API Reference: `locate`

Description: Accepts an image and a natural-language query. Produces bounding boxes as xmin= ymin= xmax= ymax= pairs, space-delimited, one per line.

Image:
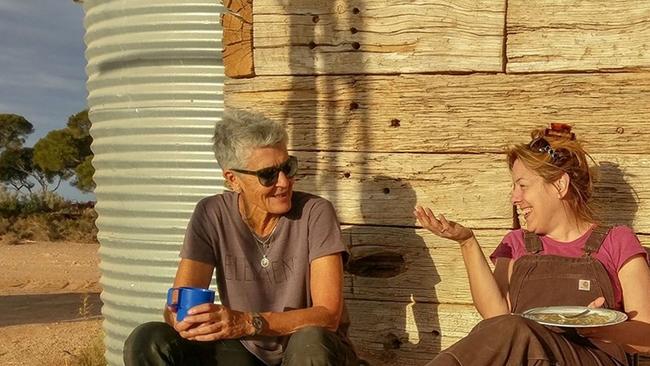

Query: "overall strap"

xmin=583 ymin=225 xmax=612 ymax=256
xmin=523 ymin=230 xmax=542 ymax=254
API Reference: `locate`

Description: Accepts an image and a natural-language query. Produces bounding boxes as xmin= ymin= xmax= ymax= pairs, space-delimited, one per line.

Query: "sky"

xmin=0 ymin=0 xmax=94 ymax=201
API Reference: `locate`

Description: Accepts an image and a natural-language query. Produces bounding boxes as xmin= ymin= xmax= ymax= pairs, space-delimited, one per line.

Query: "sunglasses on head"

xmin=231 ymin=155 xmax=298 ymax=187
xmin=528 ymin=137 xmax=568 ymax=165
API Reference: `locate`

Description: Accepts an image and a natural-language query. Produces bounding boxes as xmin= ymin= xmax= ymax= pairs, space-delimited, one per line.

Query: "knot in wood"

xmin=346 ymin=252 xmax=406 ymax=278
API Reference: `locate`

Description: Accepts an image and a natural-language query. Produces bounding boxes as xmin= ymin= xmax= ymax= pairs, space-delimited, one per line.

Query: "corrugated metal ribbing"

xmin=83 ymin=1 xmax=225 ymax=364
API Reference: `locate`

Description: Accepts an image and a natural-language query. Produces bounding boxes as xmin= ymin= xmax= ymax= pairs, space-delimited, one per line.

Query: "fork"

xmin=559 ymin=308 xmax=590 ymax=319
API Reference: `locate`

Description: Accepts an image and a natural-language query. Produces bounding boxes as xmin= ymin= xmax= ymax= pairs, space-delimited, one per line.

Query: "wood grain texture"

xmin=252 ymin=0 xmax=505 ymax=75
xmin=225 ymin=73 xmax=650 ymax=153
xmin=342 ymin=225 xmax=650 ymax=305
xmin=347 ymin=300 xmax=480 ymax=365
xmin=343 ymin=229 xmax=650 ymax=364
xmin=222 ymin=0 xmax=254 ymax=78
xmin=507 ymin=0 xmax=650 ymax=72
xmin=343 ymin=227 xmax=501 ymax=304
xmin=292 ymin=151 xmax=650 ymax=231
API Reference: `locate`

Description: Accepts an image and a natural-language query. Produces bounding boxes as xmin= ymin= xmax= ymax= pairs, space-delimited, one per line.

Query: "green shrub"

xmin=10 ymin=215 xmax=49 ymax=242
xmin=0 ymin=189 xmax=20 ymax=216
xmin=0 ymin=216 xmax=11 ymax=235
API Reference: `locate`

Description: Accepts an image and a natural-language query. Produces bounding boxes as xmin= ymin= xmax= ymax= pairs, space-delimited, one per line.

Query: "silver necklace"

xmin=248 ymin=221 xmax=278 ymax=268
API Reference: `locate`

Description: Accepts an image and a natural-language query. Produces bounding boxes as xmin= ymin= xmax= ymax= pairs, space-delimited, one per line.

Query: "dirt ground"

xmin=0 ymin=241 xmax=102 ymax=366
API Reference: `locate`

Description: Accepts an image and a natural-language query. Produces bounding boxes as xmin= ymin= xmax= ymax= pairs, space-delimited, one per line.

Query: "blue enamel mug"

xmin=167 ymin=287 xmax=215 ymax=321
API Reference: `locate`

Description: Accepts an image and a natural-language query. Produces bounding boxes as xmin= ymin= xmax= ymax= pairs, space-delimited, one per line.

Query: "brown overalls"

xmin=427 ymin=226 xmax=630 ymax=366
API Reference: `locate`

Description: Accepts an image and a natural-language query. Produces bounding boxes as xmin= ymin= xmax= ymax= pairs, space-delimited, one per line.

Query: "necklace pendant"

xmin=260 ymin=256 xmax=270 ymax=268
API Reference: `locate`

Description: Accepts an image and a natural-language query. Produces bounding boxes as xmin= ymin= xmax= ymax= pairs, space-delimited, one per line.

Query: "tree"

xmin=0 ymin=114 xmax=34 ymax=152
xmin=75 ymin=155 xmax=95 ymax=192
xmin=32 ymin=109 xmax=94 ymax=192
xmin=67 ymin=109 xmax=91 ymax=139
xmin=33 ymin=129 xmax=79 ymax=177
xmin=0 ymin=114 xmax=56 ymax=194
xmin=0 ymin=147 xmax=58 ymax=194
xmin=0 ymin=110 xmax=94 ymax=195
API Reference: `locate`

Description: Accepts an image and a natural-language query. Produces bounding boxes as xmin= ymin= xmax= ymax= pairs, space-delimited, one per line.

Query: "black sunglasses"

xmin=231 ymin=155 xmax=298 ymax=187
xmin=528 ymin=137 xmax=568 ymax=165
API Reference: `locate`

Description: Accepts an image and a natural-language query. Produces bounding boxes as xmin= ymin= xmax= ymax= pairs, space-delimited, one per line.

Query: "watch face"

xmin=252 ymin=315 xmax=264 ymax=333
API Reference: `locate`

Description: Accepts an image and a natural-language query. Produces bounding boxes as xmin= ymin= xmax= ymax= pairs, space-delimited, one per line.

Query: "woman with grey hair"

xmin=124 ymin=109 xmax=358 ymax=365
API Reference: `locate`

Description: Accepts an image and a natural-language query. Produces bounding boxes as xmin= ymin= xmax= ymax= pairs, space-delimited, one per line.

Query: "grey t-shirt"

xmin=180 ymin=190 xmax=350 ymax=365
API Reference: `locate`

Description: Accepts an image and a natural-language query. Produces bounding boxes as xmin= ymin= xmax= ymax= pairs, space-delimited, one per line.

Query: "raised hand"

xmin=414 ymin=206 xmax=473 ymax=244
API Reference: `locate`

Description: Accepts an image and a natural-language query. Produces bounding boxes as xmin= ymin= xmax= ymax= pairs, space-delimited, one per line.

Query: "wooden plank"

xmin=343 ymin=227 xmax=502 ymax=304
xmin=222 ymin=0 xmax=255 ymax=78
xmin=252 ymin=0 xmax=505 ymax=75
xmin=295 ymin=151 xmax=512 ymax=228
xmin=342 ymin=225 xmax=650 ymax=305
xmin=225 ymin=73 xmax=650 ymax=153
xmin=293 ymin=151 xmax=650 ymax=232
xmin=347 ymin=299 xmax=480 ymax=365
xmin=507 ymin=0 xmax=650 ymax=72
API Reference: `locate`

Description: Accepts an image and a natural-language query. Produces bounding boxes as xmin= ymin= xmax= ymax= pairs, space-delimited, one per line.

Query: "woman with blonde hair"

xmin=415 ymin=124 xmax=650 ymax=365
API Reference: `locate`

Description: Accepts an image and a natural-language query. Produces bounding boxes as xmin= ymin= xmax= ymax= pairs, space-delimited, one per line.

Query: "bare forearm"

xmin=460 ymin=236 xmax=509 ymax=318
xmin=258 ymin=306 xmax=340 ymax=336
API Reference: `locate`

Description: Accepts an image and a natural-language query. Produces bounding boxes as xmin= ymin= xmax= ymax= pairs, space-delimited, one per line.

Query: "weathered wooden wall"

xmin=222 ymin=0 xmax=650 ymax=364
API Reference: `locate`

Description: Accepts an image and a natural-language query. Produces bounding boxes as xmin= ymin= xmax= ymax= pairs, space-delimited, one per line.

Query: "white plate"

xmin=521 ymin=306 xmax=627 ymax=328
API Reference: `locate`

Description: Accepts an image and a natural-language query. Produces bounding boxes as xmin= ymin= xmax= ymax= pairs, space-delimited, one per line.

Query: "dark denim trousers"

xmin=123 ymin=322 xmax=358 ymax=366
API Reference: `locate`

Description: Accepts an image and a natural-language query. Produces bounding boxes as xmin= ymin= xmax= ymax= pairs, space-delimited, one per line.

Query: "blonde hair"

xmin=507 ymin=125 xmax=598 ymax=225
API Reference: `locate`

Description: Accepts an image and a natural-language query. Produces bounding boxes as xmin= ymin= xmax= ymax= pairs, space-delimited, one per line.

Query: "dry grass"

xmin=0 ymin=210 xmax=98 ymax=245
xmin=0 ymin=190 xmax=98 ymax=245
xmin=65 ymin=333 xmax=106 ymax=366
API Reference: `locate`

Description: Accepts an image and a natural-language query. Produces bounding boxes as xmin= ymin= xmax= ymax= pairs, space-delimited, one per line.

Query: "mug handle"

xmin=167 ymin=288 xmax=179 ymax=312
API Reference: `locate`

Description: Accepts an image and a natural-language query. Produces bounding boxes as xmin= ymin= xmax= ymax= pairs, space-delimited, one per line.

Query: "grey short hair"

xmin=212 ymin=109 xmax=288 ymax=170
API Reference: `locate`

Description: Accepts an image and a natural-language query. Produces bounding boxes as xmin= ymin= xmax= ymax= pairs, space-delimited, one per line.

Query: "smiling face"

xmin=510 ymin=159 xmax=565 ymax=234
xmin=226 ymin=144 xmax=294 ymax=217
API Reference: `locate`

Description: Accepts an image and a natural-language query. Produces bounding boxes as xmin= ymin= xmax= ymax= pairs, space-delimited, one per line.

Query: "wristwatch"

xmin=250 ymin=312 xmax=264 ymax=335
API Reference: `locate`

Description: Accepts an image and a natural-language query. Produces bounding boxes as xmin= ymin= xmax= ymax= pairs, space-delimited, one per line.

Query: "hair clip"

xmin=545 ymin=123 xmax=576 ymax=140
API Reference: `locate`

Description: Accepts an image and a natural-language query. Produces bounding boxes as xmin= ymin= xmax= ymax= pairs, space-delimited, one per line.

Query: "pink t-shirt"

xmin=490 ymin=225 xmax=648 ymax=310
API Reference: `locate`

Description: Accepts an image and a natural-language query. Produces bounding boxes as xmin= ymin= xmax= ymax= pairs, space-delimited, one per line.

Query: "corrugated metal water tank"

xmin=83 ymin=1 xmax=225 ymax=364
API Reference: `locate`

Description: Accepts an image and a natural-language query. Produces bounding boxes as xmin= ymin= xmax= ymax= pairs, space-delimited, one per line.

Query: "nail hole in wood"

xmin=616 ymin=127 xmax=624 ymax=134
xmin=349 ymin=102 xmax=359 ymax=110
xmin=382 ymin=333 xmax=402 ymax=350
xmin=308 ymin=41 xmax=317 ymax=49
xmin=390 ymin=118 xmax=401 ymax=127
xmin=352 ymin=7 xmax=360 ymax=14
xmin=343 ymin=172 xmax=351 ymax=178
xmin=312 ymin=15 xmax=320 ymax=23
xmin=350 ymin=27 xmax=358 ymax=34
xmin=351 ymin=42 xmax=361 ymax=50
xmin=383 ymin=187 xmax=390 ymax=194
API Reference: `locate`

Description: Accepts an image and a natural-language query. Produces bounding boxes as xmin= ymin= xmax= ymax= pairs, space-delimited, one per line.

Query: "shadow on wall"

xmin=593 ymin=161 xmax=650 ymax=258
xmin=283 ymin=0 xmax=368 ymax=208
xmin=282 ymin=1 xmax=443 ymax=363
xmin=593 ymin=161 xmax=639 ymax=228
xmin=343 ymin=175 xmax=442 ymax=362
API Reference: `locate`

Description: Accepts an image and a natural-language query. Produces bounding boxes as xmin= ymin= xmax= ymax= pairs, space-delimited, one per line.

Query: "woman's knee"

xmin=475 ymin=314 xmax=537 ymax=335
xmin=283 ymin=327 xmax=340 ymax=365
xmin=124 ymin=322 xmax=178 ymax=362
